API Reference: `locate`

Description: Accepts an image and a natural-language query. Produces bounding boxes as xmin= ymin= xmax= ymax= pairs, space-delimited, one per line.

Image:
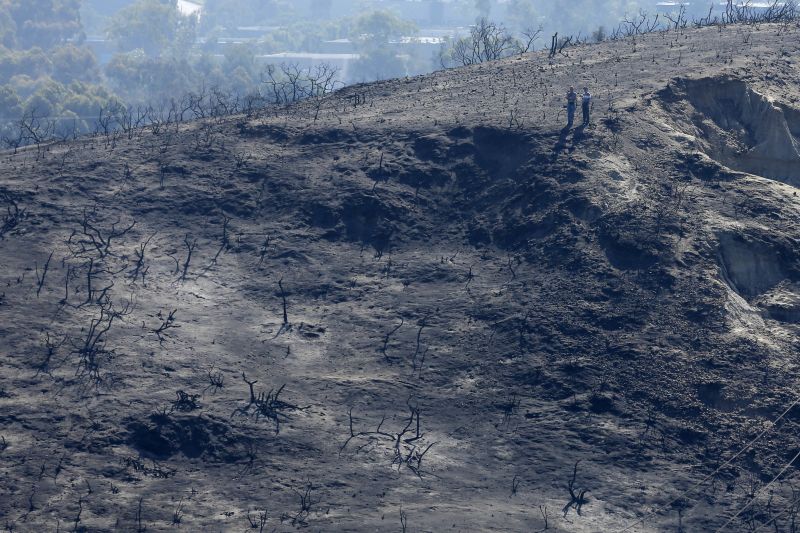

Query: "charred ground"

xmin=2 ymin=22 xmax=800 ymax=532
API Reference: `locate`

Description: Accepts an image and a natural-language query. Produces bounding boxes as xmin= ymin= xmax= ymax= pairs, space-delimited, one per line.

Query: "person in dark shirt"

xmin=581 ymin=87 xmax=592 ymax=126
xmin=566 ymin=86 xmax=577 ymax=128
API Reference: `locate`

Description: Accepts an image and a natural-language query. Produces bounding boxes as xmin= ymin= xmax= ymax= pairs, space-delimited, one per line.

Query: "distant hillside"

xmin=1 ymin=22 xmax=800 ymax=532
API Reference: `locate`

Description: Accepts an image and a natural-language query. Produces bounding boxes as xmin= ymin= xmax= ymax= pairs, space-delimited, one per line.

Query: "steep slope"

xmin=1 ymin=23 xmax=800 ymax=532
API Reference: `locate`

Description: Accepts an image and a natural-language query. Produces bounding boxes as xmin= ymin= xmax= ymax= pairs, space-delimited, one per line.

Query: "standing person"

xmin=566 ymin=86 xmax=577 ymax=128
xmin=582 ymin=87 xmax=592 ymax=126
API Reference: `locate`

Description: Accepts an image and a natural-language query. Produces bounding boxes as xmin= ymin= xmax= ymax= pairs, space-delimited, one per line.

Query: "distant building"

xmin=320 ymin=39 xmax=356 ymax=54
xmin=320 ymin=33 xmax=452 ymax=55
xmin=177 ymin=0 xmax=202 ymax=17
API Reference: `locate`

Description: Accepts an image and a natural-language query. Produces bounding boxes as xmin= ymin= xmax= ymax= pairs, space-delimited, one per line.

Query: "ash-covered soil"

xmin=2 ymin=23 xmax=800 ymax=532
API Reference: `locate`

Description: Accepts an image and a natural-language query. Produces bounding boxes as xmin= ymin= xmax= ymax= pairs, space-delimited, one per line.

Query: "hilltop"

xmin=1 ymin=22 xmax=800 ymax=532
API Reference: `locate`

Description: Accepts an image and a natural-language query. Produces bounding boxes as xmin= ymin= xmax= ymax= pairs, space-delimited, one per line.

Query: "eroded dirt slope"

xmin=1 ymin=22 xmax=800 ymax=532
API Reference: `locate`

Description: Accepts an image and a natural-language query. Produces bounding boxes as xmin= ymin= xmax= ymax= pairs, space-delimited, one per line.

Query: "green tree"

xmin=0 ymin=84 xmax=21 ymax=118
xmin=267 ymin=19 xmax=347 ymax=53
xmin=200 ymin=0 xmax=290 ymax=33
xmin=24 ymin=86 xmax=58 ymax=117
xmin=349 ymin=10 xmax=416 ymax=82
xmin=193 ymin=53 xmax=223 ymax=79
xmin=104 ymin=50 xmax=148 ymax=93
xmin=223 ymin=43 xmax=255 ymax=76
xmin=350 ymin=10 xmax=416 ymax=47
xmin=0 ymin=47 xmax=52 ymax=83
xmin=229 ymin=65 xmax=254 ymax=95
xmin=7 ymin=74 xmax=37 ymax=98
xmin=62 ymin=81 xmax=117 ymax=130
xmin=18 ymin=47 xmax=52 ymax=78
xmin=106 ymin=0 xmax=195 ymax=57
xmin=168 ymin=8 xmax=197 ymax=59
xmin=51 ymin=44 xmax=99 ymax=83
xmin=105 ymin=50 xmax=198 ymax=102
xmin=0 ymin=0 xmax=83 ymax=49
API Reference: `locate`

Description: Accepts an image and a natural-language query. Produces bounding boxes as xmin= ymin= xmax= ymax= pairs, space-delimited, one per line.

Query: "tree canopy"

xmin=200 ymin=0 xmax=290 ymax=32
xmin=348 ymin=10 xmax=418 ymax=82
xmin=0 ymin=0 xmax=83 ymax=49
xmin=106 ymin=0 xmax=196 ymax=57
xmin=350 ymin=10 xmax=416 ymax=47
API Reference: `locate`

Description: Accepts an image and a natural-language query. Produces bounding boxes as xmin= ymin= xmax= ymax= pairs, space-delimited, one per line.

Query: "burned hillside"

xmin=1 ymin=21 xmax=800 ymax=533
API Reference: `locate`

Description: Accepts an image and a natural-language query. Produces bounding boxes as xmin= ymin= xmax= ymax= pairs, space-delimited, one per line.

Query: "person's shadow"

xmin=573 ymin=124 xmax=587 ymax=142
xmin=552 ymin=125 xmax=571 ymax=157
xmin=552 ymin=124 xmax=587 ymax=159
